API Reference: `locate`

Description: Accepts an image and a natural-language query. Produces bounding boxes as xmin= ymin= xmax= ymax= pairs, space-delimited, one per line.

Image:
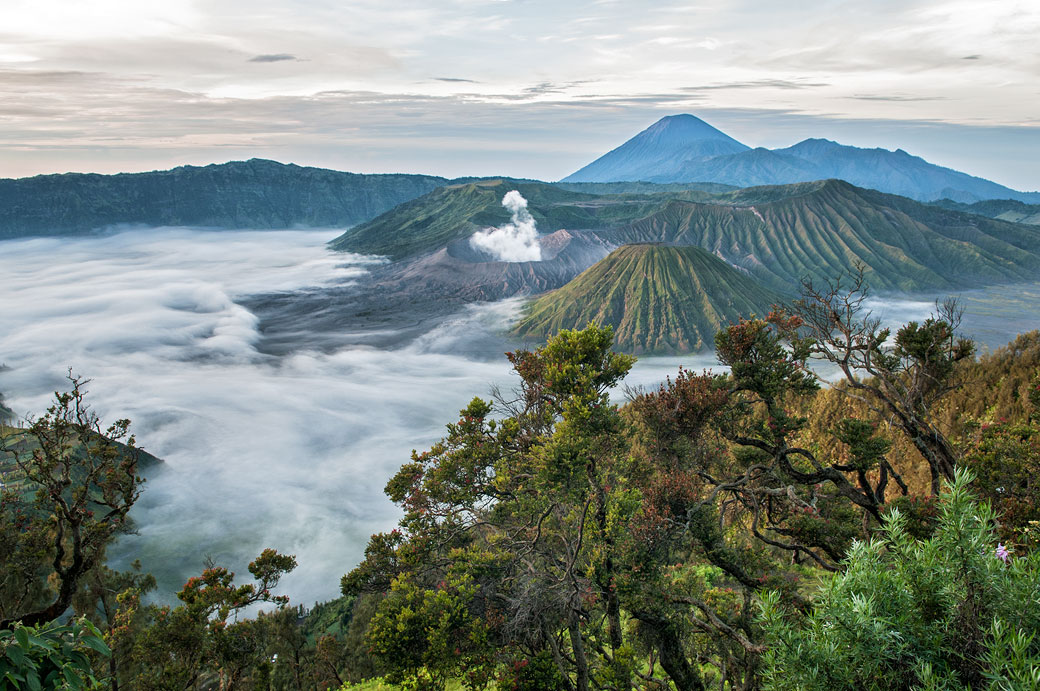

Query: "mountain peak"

xmin=567 ymin=123 xmax=1039 ymax=203
xmin=561 ymin=114 xmax=748 ymax=183
xmin=643 ymin=114 xmax=735 ymax=140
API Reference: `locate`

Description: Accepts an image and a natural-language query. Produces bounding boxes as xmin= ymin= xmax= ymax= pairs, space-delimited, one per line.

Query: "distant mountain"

xmin=0 ymin=159 xmax=448 ymax=239
xmin=514 ymin=244 xmax=783 ymax=354
xmin=661 ymin=147 xmax=817 ymax=188
xmin=601 ymin=179 xmax=1040 ymax=292
xmin=930 ymin=198 xmax=1040 ymax=226
xmin=328 ymin=176 xmax=1040 ymax=294
xmin=563 ymin=115 xmax=1040 ymax=204
xmin=328 ymin=179 xmax=672 ymax=260
xmin=564 ymin=114 xmax=749 ymax=184
xmin=554 ymin=180 xmax=739 ymax=196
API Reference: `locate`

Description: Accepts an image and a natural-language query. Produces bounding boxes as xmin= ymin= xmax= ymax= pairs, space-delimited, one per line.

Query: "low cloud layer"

xmin=0 ymin=229 xmax=525 ymax=602
xmin=469 ymin=190 xmax=543 ymax=262
xmin=2 ymin=229 xmax=1037 ymax=605
xmin=0 ymin=228 xmax=711 ymax=603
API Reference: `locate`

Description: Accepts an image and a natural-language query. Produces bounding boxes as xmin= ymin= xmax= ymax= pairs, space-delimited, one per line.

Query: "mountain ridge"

xmin=563 ymin=115 xmax=1040 ymax=204
xmin=0 ymin=159 xmax=450 ymax=239
xmin=600 ymin=179 xmax=1040 ymax=292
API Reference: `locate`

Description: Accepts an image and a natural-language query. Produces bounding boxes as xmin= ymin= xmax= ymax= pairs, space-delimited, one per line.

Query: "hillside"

xmin=554 ymin=180 xmax=739 ymax=196
xmin=602 ymin=180 xmax=1040 ymax=292
xmin=931 ymin=198 xmax=1040 ymax=226
xmin=513 ymin=244 xmax=783 ymax=354
xmin=0 ymin=159 xmax=448 ymax=239
xmin=0 ymin=423 xmax=164 ymax=500
xmin=564 ymin=115 xmax=1040 ymax=203
xmin=328 ymin=179 xmax=667 ymax=260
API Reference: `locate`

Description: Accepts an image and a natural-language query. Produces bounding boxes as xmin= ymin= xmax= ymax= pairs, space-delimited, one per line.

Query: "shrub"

xmin=758 ymin=470 xmax=1040 ymax=690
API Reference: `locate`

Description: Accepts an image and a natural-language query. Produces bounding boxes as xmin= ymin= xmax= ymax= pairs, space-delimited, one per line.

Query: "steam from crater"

xmin=469 ymin=190 xmax=543 ymax=262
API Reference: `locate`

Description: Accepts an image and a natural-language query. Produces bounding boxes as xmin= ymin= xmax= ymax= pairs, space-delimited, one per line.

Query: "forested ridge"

xmin=3 ymin=277 xmax=1040 ymax=689
xmin=0 ymin=160 xmax=449 ymax=239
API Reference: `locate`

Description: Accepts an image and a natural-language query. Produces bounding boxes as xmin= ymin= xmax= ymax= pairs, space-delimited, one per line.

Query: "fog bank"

xmin=0 ymin=229 xmax=523 ymax=603
xmin=3 ymin=228 xmax=1039 ymax=605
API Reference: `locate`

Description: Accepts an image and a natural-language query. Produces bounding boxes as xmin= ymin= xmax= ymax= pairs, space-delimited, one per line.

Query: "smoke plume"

xmin=469 ymin=190 xmax=542 ymax=262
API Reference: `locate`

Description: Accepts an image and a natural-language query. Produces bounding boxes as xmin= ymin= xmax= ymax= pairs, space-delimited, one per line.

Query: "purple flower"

xmin=995 ymin=543 xmax=1011 ymax=563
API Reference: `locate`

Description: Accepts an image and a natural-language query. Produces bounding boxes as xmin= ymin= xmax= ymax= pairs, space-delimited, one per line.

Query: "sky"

xmin=1 ymin=0 xmax=1038 ymax=190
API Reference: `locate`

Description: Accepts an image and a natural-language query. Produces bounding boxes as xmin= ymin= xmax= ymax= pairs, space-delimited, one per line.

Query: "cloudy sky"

xmin=2 ymin=0 xmax=1038 ymax=189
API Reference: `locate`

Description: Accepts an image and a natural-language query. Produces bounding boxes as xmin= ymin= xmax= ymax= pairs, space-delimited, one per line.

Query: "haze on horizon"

xmin=1 ymin=0 xmax=1038 ymax=190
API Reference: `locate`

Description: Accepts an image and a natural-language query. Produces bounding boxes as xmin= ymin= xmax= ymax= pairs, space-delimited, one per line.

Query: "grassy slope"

xmin=1 ymin=424 xmax=163 ymax=500
xmin=514 ymin=244 xmax=784 ymax=354
xmin=604 ymin=180 xmax=1040 ymax=292
xmin=327 ymin=179 xmax=675 ymax=260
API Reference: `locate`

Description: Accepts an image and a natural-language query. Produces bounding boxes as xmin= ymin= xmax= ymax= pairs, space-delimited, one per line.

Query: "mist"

xmin=0 ymin=229 xmax=529 ymax=603
xmin=3 ymin=228 xmax=1038 ymax=605
xmin=0 ymin=228 xmax=707 ymax=604
xmin=469 ymin=190 xmax=543 ymax=262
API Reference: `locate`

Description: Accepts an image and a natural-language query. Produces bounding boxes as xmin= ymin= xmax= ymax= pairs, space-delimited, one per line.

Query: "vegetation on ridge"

xmin=342 ymin=296 xmax=1040 ymax=690
xmin=514 ymin=243 xmax=784 ymax=354
xmin=0 ymin=159 xmax=448 ymax=239
xmin=604 ymin=179 xmax=1040 ymax=292
xmin=328 ymin=178 xmax=667 ymax=260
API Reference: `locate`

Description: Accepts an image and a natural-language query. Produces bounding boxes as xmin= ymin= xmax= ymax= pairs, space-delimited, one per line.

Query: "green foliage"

xmin=346 ymin=305 xmax=1005 ymax=690
xmin=499 ymin=650 xmax=566 ymax=691
xmin=366 ymin=572 xmax=494 ymax=690
xmin=831 ymin=419 xmax=892 ymax=472
xmin=0 ymin=618 xmax=109 ymax=691
xmin=117 ymin=550 xmax=298 ymax=690
xmin=758 ymin=470 xmax=1040 ymax=690
xmin=346 ymin=325 xmax=648 ymax=689
xmin=961 ymin=417 xmax=1040 ymax=548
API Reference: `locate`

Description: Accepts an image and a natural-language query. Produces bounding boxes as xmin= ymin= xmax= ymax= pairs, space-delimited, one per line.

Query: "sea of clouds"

xmin=2 ymin=228 xmax=1038 ymax=605
xmin=0 ymin=229 xmax=526 ymax=602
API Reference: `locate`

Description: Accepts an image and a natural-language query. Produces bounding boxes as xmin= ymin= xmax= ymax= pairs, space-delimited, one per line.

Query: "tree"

xmin=346 ymin=325 xmax=640 ymax=690
xmin=344 ymin=291 xmax=984 ymax=690
xmin=780 ymin=267 xmax=973 ymax=494
xmin=118 ymin=549 xmax=297 ymax=690
xmin=0 ymin=375 xmax=142 ymax=629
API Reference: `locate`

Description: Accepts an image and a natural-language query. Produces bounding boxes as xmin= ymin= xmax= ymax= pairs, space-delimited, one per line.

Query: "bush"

xmin=0 ymin=617 xmax=109 ymax=690
xmin=758 ymin=470 xmax=1040 ymax=690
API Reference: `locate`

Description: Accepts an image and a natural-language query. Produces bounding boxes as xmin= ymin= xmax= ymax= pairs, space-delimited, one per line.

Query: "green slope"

xmin=0 ymin=159 xmax=448 ymax=239
xmin=1 ymin=424 xmax=163 ymax=501
xmin=513 ymin=244 xmax=784 ymax=354
xmin=327 ymin=179 xmax=671 ymax=260
xmin=604 ymin=179 xmax=1040 ymax=292
xmin=930 ymin=198 xmax=1040 ymax=226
